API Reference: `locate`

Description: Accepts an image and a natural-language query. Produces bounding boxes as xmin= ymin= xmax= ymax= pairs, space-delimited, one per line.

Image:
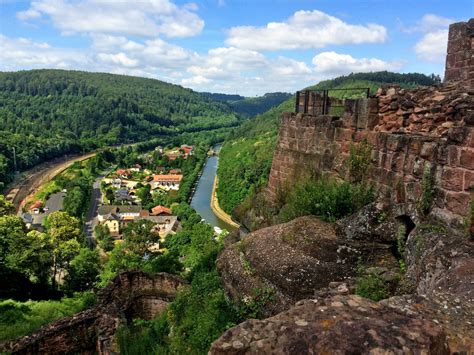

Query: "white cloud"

xmin=226 ymin=10 xmax=387 ymax=50
xmin=0 ymin=34 xmax=89 ymax=70
xmin=96 ymin=52 xmax=139 ymax=68
xmin=414 ymin=29 xmax=448 ymax=63
xmin=403 ymin=14 xmax=454 ymax=33
xmin=409 ymin=14 xmax=452 ymax=63
xmin=17 ymin=0 xmax=204 ymax=38
xmin=312 ymin=51 xmax=403 ymax=77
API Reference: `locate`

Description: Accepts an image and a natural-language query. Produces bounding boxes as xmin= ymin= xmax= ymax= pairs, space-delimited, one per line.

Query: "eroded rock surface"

xmin=209 ymin=295 xmax=449 ymax=354
xmin=217 ymin=216 xmax=397 ymax=317
xmin=0 ymin=271 xmax=186 ymax=355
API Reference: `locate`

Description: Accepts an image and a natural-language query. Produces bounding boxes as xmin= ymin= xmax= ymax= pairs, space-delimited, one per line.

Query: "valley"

xmin=0 ymin=13 xmax=472 ymax=355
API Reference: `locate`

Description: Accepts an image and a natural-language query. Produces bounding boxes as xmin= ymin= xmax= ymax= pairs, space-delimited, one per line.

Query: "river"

xmin=190 ymin=145 xmax=236 ymax=231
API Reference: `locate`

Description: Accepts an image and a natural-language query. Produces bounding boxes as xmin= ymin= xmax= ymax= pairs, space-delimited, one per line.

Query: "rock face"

xmin=209 ymin=295 xmax=449 ymax=354
xmin=217 ymin=216 xmax=398 ymax=317
xmin=0 ymin=271 xmax=186 ymax=355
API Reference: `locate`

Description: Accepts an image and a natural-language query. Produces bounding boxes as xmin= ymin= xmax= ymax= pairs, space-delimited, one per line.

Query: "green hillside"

xmin=216 ymin=71 xmax=441 ymax=214
xmin=203 ymin=92 xmax=292 ymax=117
xmin=0 ymin=69 xmax=239 ymax=186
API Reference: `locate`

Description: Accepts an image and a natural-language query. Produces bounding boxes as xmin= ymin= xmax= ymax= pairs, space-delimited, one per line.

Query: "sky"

xmin=0 ymin=0 xmax=472 ymax=96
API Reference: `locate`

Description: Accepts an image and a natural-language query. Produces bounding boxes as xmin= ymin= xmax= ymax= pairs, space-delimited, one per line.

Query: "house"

xmin=169 ymin=168 xmax=181 ymax=174
xmin=144 ymin=215 xmax=180 ymax=237
xmin=181 ymin=144 xmax=194 ymax=156
xmin=114 ymin=189 xmax=135 ymax=204
xmin=151 ymin=205 xmax=172 ymax=216
xmin=29 ymin=200 xmax=43 ymax=214
xmin=152 ymin=174 xmax=183 ymax=190
xmin=98 ymin=205 xmax=142 ymax=222
xmin=112 ymin=178 xmax=122 ymax=189
xmin=116 ymin=169 xmax=131 ymax=179
xmin=130 ymin=164 xmax=141 ymax=172
xmin=165 ymin=149 xmax=181 ymax=161
xmin=96 ymin=205 xmax=180 ymax=239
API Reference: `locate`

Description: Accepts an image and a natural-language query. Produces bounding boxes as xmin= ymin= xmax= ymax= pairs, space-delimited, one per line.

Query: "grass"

xmin=0 ymin=292 xmax=95 ymax=342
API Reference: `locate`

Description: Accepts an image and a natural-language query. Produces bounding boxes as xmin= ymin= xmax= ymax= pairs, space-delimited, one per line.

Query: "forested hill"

xmin=203 ymin=92 xmax=292 ymax=117
xmin=216 ymin=71 xmax=441 ymax=214
xmin=0 ymin=69 xmax=238 ymax=186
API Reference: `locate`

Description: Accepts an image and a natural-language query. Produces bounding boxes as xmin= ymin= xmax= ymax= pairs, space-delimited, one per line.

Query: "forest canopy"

xmin=0 ymin=69 xmax=240 ymax=186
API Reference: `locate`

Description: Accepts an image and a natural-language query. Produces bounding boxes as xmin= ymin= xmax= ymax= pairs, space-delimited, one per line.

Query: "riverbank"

xmin=210 ymin=177 xmax=239 ymax=229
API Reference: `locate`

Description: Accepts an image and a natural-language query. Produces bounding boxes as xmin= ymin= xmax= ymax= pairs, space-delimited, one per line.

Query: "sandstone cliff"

xmin=213 ymin=19 xmax=474 ymax=354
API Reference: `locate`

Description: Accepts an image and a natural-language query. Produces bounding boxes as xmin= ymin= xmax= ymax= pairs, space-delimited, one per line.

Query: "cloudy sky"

xmin=0 ymin=0 xmax=470 ymax=96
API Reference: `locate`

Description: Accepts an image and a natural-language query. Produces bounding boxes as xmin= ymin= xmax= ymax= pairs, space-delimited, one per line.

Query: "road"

xmin=83 ymin=168 xmax=113 ymax=246
xmin=4 ymin=152 xmax=96 ymax=212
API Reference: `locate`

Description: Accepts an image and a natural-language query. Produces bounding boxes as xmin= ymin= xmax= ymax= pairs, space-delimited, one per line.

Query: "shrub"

xmin=355 ymin=274 xmax=391 ymax=302
xmin=279 ymin=176 xmax=374 ymax=223
xmin=0 ymin=292 xmax=95 ymax=341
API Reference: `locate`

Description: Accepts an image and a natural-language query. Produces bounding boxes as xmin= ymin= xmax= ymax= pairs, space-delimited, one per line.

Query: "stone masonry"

xmin=267 ymin=19 xmax=473 ymax=227
xmin=0 ymin=271 xmax=187 ymax=355
xmin=445 ymin=19 xmax=473 ymax=87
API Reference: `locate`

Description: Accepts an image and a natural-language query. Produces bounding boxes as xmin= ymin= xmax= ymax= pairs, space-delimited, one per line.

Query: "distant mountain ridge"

xmin=202 ymin=92 xmax=293 ymax=117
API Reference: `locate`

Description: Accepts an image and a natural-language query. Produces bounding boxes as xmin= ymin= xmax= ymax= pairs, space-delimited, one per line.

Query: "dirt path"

xmin=4 ymin=152 xmax=96 ymax=213
xmin=210 ymin=176 xmax=240 ymax=228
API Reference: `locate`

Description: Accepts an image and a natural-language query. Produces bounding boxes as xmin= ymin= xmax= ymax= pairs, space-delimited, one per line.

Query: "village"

xmin=20 ymin=144 xmax=197 ymax=250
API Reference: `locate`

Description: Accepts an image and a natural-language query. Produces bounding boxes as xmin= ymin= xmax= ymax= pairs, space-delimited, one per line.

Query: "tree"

xmin=0 ymin=217 xmax=52 ymax=290
xmin=0 ymin=195 xmax=15 ymax=216
xmin=136 ymin=184 xmax=152 ymax=206
xmin=94 ymin=224 xmax=114 ymax=252
xmin=64 ymin=248 xmax=101 ymax=294
xmin=122 ymin=219 xmax=160 ymax=257
xmin=45 ymin=212 xmax=82 ymax=290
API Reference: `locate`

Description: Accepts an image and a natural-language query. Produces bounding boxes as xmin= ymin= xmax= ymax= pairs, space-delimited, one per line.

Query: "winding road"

xmin=83 ymin=169 xmax=111 ymax=246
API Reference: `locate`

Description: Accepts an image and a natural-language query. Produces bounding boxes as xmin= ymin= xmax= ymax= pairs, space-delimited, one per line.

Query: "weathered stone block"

xmin=459 ymin=148 xmax=474 ymax=169
xmin=445 ymin=191 xmax=470 ymax=215
xmin=442 ymin=167 xmax=464 ymax=191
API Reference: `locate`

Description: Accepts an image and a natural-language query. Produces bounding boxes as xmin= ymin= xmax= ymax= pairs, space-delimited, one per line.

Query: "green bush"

xmin=355 ymin=274 xmax=390 ymax=302
xmin=0 ymin=292 xmax=95 ymax=341
xmin=279 ymin=176 xmax=374 ymax=223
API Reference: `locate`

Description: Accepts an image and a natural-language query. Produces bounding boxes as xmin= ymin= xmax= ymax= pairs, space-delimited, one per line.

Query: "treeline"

xmin=216 ymin=71 xmax=441 ymax=215
xmin=0 ymin=69 xmax=240 ymax=187
xmin=311 ymin=71 xmax=442 ymax=90
xmin=203 ymin=91 xmax=292 ymax=117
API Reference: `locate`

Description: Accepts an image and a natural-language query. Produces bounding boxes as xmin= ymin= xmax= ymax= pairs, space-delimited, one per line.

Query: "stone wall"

xmin=444 ymin=19 xmax=473 ymax=87
xmin=267 ymin=20 xmax=473 ymax=227
xmin=0 ymin=271 xmax=187 ymax=355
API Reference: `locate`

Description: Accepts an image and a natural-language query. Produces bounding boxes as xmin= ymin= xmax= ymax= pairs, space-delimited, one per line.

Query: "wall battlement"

xmin=268 ymin=20 xmax=473 ymax=227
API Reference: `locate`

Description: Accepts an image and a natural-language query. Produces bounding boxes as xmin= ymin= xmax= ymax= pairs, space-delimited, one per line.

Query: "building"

xmin=165 ymin=151 xmax=181 ymax=161
xmin=116 ymin=169 xmax=131 ymax=179
xmin=152 ymin=174 xmax=183 ymax=190
xmin=169 ymin=168 xmax=181 ymax=174
xmin=98 ymin=205 xmax=142 ymax=222
xmin=181 ymin=144 xmax=194 ymax=156
xmin=114 ymin=189 xmax=135 ymax=204
xmin=96 ymin=205 xmax=180 ymax=238
xmin=29 ymin=200 xmax=43 ymax=214
xmin=151 ymin=205 xmax=172 ymax=216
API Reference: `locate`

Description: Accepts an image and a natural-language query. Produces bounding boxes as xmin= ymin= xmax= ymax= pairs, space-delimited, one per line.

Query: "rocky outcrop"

xmin=0 ymin=271 xmax=187 ymax=354
xmin=217 ymin=216 xmax=398 ymax=317
xmin=215 ymin=210 xmax=474 ymax=353
xmin=210 ymin=295 xmax=449 ymax=354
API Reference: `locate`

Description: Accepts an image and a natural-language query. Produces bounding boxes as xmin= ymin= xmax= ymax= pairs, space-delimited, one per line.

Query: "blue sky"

xmin=0 ymin=0 xmax=472 ymax=95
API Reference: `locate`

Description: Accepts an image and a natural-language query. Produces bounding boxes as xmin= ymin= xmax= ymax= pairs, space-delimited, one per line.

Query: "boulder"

xmin=217 ymin=216 xmax=397 ymax=317
xmin=209 ymin=295 xmax=449 ymax=354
